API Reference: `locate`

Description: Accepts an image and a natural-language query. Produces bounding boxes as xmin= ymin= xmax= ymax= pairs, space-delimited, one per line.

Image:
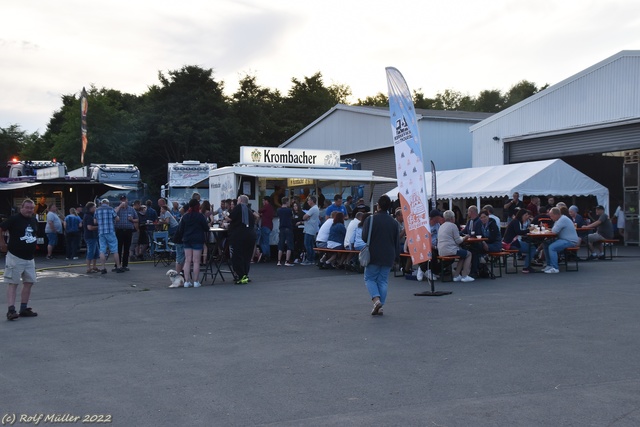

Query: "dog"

xmin=166 ymin=269 xmax=185 ymax=288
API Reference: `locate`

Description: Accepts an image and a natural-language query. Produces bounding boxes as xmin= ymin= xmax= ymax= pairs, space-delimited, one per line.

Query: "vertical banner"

xmin=80 ymin=87 xmax=88 ymax=165
xmin=386 ymin=67 xmax=431 ymax=264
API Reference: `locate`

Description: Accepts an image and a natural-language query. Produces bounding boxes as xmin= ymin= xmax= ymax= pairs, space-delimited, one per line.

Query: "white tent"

xmin=386 ymin=159 xmax=610 ymax=213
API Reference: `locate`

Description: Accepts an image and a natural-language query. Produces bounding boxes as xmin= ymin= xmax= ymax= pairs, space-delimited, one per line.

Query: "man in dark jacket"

xmin=362 ymin=195 xmax=400 ymax=316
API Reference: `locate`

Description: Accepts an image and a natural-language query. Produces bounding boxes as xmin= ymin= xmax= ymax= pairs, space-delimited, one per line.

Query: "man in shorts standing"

xmin=95 ymin=199 xmax=124 ymax=274
xmin=0 ymin=199 xmax=39 ymax=321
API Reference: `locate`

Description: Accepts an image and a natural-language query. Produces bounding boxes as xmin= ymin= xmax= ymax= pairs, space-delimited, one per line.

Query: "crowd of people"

xmin=0 ymin=189 xmax=622 ymax=321
xmin=405 ymin=193 xmax=618 ymax=282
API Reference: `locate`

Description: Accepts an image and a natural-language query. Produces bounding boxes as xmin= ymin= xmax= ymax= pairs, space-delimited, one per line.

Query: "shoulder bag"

xmin=358 ymin=214 xmax=374 ymax=267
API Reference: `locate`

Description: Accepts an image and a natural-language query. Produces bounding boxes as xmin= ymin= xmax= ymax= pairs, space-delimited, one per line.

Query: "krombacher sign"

xmin=240 ymin=146 xmax=340 ymax=168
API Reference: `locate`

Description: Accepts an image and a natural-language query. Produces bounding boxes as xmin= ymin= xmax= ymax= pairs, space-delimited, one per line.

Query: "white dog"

xmin=166 ymin=269 xmax=185 ymax=288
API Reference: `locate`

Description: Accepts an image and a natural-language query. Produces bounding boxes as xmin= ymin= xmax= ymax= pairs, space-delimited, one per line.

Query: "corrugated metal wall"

xmin=507 ymin=122 xmax=640 ymax=163
xmin=289 ymin=110 xmax=390 ymax=155
xmin=351 ymin=148 xmax=397 ymax=202
xmin=471 ymin=52 xmax=640 ymax=167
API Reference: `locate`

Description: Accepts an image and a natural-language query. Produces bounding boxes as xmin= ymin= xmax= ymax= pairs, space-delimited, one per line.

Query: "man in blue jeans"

xmin=543 ymin=207 xmax=579 ymax=274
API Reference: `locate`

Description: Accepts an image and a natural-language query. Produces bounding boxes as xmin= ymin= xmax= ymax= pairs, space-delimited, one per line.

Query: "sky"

xmin=2 ymin=0 xmax=640 ymax=134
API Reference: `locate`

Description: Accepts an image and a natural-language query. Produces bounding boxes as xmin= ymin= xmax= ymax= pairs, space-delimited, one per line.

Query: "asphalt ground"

xmin=2 ymin=246 xmax=640 ymax=427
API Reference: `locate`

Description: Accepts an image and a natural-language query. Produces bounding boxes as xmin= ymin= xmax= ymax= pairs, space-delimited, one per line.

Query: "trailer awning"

xmin=0 ymin=182 xmax=41 ymax=191
xmin=220 ymin=166 xmax=397 ymax=186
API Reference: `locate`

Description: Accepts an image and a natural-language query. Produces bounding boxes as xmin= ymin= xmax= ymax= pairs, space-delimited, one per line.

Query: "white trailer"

xmin=163 ymin=161 xmax=217 ymax=206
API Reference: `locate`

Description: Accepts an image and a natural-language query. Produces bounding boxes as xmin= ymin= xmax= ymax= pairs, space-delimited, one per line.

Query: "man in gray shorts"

xmin=0 ymin=199 xmax=39 ymax=321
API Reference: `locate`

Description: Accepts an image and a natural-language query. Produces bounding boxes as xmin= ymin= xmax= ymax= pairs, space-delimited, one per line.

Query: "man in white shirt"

xmin=301 ymin=196 xmax=320 ymax=265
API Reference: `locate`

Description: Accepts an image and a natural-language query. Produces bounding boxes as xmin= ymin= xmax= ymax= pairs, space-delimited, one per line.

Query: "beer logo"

xmin=251 ymin=149 xmax=262 ymax=163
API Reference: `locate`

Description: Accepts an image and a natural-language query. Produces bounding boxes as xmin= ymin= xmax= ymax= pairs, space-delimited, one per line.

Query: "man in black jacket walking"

xmin=362 ymin=195 xmax=400 ymax=316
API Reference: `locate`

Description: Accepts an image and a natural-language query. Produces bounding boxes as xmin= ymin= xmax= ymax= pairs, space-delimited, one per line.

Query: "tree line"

xmin=1 ymin=65 xmax=546 ymax=194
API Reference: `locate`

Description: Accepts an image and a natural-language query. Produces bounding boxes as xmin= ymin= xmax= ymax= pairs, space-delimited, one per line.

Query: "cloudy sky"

xmin=2 ymin=0 xmax=640 ymax=134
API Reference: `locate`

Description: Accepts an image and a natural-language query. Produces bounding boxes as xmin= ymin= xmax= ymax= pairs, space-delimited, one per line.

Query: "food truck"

xmin=209 ymin=146 xmax=396 ymax=210
xmin=162 ymin=161 xmax=217 ymax=207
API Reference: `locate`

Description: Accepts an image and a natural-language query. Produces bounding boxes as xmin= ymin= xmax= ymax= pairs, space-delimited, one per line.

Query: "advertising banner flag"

xmin=80 ymin=87 xmax=88 ymax=165
xmin=386 ymin=67 xmax=431 ymax=264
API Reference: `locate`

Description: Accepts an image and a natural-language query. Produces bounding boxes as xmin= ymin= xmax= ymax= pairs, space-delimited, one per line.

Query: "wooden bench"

xmin=602 ymin=239 xmax=619 ymax=260
xmin=503 ymin=248 xmax=520 ymax=274
xmin=394 ymin=253 xmax=413 ymax=277
xmin=313 ymin=247 xmax=362 ymax=272
xmin=437 ymin=255 xmax=460 ymax=282
xmin=563 ymin=246 xmax=580 ymax=272
xmin=487 ymin=251 xmax=516 ymax=278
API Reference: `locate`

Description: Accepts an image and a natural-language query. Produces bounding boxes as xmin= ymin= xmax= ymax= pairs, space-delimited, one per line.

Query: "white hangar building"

xmin=470 ymin=50 xmax=640 ymax=244
xmin=280 ymin=104 xmax=492 ymax=199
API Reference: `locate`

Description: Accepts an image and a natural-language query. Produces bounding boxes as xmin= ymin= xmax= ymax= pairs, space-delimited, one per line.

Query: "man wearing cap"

xmin=416 ymin=209 xmax=444 ymax=282
xmin=114 ymin=196 xmax=138 ymax=271
xmin=352 ymin=198 xmax=370 ymax=216
xmin=325 ymin=194 xmax=348 ymax=219
xmin=95 ymin=199 xmax=124 ymax=274
xmin=583 ymin=205 xmax=614 ymax=260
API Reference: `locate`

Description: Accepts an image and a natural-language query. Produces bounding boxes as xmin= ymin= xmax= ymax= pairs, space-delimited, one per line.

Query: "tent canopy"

xmin=386 ymin=159 xmax=610 ymax=212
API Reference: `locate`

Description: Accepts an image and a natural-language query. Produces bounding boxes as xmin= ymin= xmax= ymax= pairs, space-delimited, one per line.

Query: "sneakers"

xmin=73 ymin=256 xmax=79 ymax=260
xmin=460 ymin=276 xmax=475 ymax=282
xmin=277 ymin=261 xmax=282 ymax=266
xmin=46 ymin=255 xmax=53 ymax=260
xmin=101 ymin=269 xmax=107 ymax=274
xmin=184 ymin=282 xmax=193 ymax=288
xmin=453 ymin=275 xmax=462 ymax=282
xmin=544 ymin=267 xmax=560 ymax=274
xmin=19 ymin=307 xmax=37 ymax=317
xmin=7 ymin=309 xmax=19 ymax=321
xmin=377 ymin=307 xmax=384 ymax=316
xmin=522 ymin=267 xmax=534 ymax=274
xmin=234 ymin=275 xmax=249 ymax=285
xmin=416 ymin=268 xmax=424 ymax=281
xmin=193 ymin=281 xmax=201 ymax=288
xmin=371 ymin=300 xmax=382 ymax=315
xmin=284 ymin=262 xmax=294 ymax=267
xmin=300 ymin=260 xmax=313 ymax=266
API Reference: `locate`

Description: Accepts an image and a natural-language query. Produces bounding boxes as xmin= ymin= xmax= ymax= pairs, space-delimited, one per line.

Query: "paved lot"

xmin=2 ymin=247 xmax=640 ymax=426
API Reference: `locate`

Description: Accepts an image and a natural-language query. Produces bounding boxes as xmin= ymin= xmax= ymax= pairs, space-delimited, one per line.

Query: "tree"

xmin=0 ymin=124 xmax=32 ymax=161
xmin=42 ymin=87 xmax=140 ymax=171
xmin=412 ymin=90 xmax=437 ymax=110
xmin=281 ymin=72 xmax=349 ymax=138
xmin=431 ymin=89 xmax=474 ymax=111
xmin=355 ymin=92 xmax=388 ymax=107
xmin=504 ymin=80 xmax=539 ymax=108
xmin=230 ymin=74 xmax=286 ymax=148
xmin=474 ymin=89 xmax=505 ymax=113
xmin=136 ymin=65 xmax=233 ymax=193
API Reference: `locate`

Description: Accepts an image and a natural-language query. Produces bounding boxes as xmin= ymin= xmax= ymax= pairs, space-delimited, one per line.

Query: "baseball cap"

xmin=595 ymin=205 xmax=604 ymax=210
xmin=119 ymin=195 xmax=127 ymax=201
xmin=429 ymin=209 xmax=443 ymax=218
